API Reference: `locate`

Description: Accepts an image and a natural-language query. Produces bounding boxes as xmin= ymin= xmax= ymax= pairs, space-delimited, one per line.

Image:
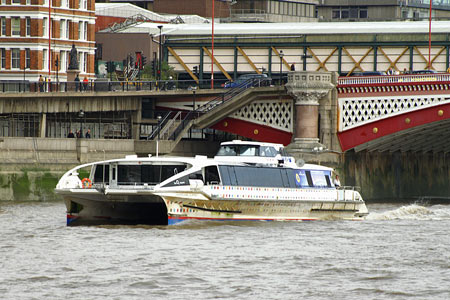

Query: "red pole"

xmin=48 ymin=0 xmax=51 ymax=77
xmin=428 ymin=1 xmax=432 ymax=70
xmin=211 ymin=0 xmax=214 ymax=89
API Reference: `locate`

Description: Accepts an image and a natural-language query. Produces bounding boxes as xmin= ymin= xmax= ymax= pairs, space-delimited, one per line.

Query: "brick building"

xmin=0 ymin=0 xmax=96 ymax=84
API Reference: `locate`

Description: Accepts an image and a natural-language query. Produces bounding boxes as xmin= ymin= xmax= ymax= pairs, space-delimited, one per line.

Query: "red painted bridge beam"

xmin=338 ymin=103 xmax=450 ymax=152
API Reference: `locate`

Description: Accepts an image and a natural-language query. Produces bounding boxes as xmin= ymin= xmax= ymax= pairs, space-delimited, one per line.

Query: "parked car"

xmin=410 ymin=70 xmax=437 ymax=74
xmin=223 ymin=73 xmax=271 ymax=88
xmin=350 ymin=71 xmax=386 ymax=76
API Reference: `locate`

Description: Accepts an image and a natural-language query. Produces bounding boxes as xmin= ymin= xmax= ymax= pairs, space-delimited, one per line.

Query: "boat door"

xmin=110 ymin=163 xmax=118 ymax=186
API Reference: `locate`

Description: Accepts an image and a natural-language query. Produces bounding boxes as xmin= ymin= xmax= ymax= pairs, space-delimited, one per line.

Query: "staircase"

xmin=149 ymin=78 xmax=282 ymax=154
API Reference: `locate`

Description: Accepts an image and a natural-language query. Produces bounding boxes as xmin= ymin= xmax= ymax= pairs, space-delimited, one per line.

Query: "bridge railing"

xmin=338 ymin=73 xmax=450 ymax=86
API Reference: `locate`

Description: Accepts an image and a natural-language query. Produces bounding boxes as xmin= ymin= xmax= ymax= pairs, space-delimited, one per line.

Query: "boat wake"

xmin=367 ymin=204 xmax=450 ymax=221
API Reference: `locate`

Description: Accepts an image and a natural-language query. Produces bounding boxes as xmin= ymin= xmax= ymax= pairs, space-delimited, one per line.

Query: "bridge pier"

xmin=285 ymin=71 xmax=335 ymax=154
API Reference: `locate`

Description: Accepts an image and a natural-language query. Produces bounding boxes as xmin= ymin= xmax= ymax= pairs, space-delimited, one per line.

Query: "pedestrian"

xmin=83 ymin=77 xmax=88 ymax=91
xmin=290 ymin=63 xmax=295 ymax=71
xmin=334 ymin=175 xmax=341 ymax=187
xmin=85 ymin=129 xmax=91 ymax=138
xmin=67 ymin=129 xmax=75 ymax=138
xmin=38 ymin=75 xmax=44 ymax=92
xmin=74 ymin=74 xmax=80 ymax=92
xmin=76 ymin=130 xmax=81 ymax=138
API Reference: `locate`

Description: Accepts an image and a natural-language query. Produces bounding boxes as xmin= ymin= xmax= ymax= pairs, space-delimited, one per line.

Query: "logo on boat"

xmin=295 ymin=173 xmax=301 ymax=184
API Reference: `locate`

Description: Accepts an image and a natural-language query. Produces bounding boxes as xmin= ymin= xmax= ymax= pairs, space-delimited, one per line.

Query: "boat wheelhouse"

xmin=55 ymin=141 xmax=368 ymax=226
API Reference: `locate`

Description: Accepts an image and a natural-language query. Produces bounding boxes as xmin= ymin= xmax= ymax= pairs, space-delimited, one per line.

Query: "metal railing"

xmin=0 ymin=78 xmax=232 ymax=94
xmin=147 ymin=111 xmax=172 ymax=140
xmin=338 ymin=73 xmax=450 ymax=86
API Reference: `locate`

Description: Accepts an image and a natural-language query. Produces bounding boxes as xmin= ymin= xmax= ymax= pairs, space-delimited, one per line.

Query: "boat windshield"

xmin=216 ymin=145 xmax=278 ymax=157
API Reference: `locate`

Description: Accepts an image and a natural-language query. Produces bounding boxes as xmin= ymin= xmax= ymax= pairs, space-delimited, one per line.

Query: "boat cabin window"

xmin=310 ymin=170 xmax=332 ymax=188
xmin=218 ymin=165 xmax=333 ymax=189
xmin=205 ymin=166 xmax=220 ymax=185
xmin=216 ymin=145 xmax=278 ymax=157
xmin=93 ymin=164 xmax=110 ymax=183
xmin=259 ymin=146 xmax=277 ymax=157
xmin=117 ymin=164 xmax=187 ymax=185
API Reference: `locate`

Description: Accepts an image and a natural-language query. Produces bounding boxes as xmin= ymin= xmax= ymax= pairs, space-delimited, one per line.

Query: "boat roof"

xmin=219 ymin=140 xmax=284 ymax=149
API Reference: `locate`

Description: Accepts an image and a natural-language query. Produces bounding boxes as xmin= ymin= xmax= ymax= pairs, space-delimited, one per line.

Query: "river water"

xmin=1 ymin=201 xmax=449 ymax=300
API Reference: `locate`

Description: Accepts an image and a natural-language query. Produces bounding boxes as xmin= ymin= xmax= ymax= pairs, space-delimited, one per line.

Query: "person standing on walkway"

xmin=39 ymin=75 xmax=44 ymax=92
xmin=75 ymin=74 xmax=80 ymax=92
xmin=83 ymin=77 xmax=88 ymax=91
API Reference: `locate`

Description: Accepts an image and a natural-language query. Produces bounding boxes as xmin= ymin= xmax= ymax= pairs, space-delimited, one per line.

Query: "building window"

xmin=60 ymin=19 xmax=65 ymax=39
xmin=11 ymin=49 xmax=20 ymax=69
xmin=360 ymin=7 xmax=368 ymax=19
xmin=12 ymin=17 xmax=21 ymax=36
xmin=0 ymin=49 xmax=5 ymax=69
xmin=43 ymin=17 xmax=48 ymax=37
xmin=26 ymin=0 xmax=30 ymax=4
xmin=12 ymin=0 xmax=21 ymax=4
xmin=25 ymin=48 xmax=31 ymax=69
xmin=43 ymin=49 xmax=48 ymax=70
xmin=66 ymin=21 xmax=69 ymax=39
xmin=26 ymin=17 xmax=31 ymax=36
xmin=60 ymin=51 xmax=66 ymax=71
xmin=83 ymin=0 xmax=87 ymax=9
xmin=1 ymin=17 xmax=5 ymax=36
xmin=78 ymin=0 xmax=81 ymax=9
xmin=61 ymin=0 xmax=67 ymax=7
xmin=84 ymin=21 xmax=88 ymax=40
xmin=84 ymin=53 xmax=88 ymax=72
xmin=78 ymin=21 xmax=82 ymax=40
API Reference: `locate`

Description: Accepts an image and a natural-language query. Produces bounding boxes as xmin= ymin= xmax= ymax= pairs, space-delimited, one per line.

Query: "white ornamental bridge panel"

xmin=339 ymin=94 xmax=450 ymax=132
xmin=232 ymin=99 xmax=293 ymax=133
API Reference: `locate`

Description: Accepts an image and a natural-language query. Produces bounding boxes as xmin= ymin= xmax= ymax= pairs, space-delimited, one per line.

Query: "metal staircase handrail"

xmin=196 ymin=78 xmax=269 ymax=114
xmin=146 ymin=111 xmax=172 ymax=140
xmin=169 ymin=78 xmax=271 ymax=141
xmin=159 ymin=111 xmax=182 ymax=140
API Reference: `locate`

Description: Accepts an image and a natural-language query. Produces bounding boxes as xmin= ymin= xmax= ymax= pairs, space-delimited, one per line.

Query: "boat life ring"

xmin=81 ymin=178 xmax=92 ymax=189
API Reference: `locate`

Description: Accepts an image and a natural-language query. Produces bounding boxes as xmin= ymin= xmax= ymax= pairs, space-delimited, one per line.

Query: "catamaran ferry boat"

xmin=55 ymin=141 xmax=368 ymax=226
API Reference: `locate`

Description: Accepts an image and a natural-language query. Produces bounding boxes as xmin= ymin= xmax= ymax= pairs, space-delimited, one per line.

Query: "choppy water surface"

xmin=1 ymin=201 xmax=450 ymax=300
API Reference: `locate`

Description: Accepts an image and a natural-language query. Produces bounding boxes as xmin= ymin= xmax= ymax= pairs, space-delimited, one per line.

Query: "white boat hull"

xmin=165 ymin=199 xmax=367 ymax=224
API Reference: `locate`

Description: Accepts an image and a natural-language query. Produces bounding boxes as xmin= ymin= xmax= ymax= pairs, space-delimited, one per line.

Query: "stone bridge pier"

xmin=285 ymin=71 xmax=340 ymax=164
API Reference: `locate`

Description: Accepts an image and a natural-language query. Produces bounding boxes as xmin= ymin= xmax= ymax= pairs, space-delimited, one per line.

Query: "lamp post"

xmin=156 ymin=114 xmax=162 ymax=157
xmin=23 ymin=65 xmax=27 ymax=92
xmin=157 ymin=25 xmax=163 ymax=82
xmin=78 ymin=109 xmax=84 ymax=138
xmin=279 ymin=50 xmax=284 ymax=86
xmin=55 ymin=55 xmax=59 ymax=91
xmin=193 ymin=90 xmax=196 ymax=112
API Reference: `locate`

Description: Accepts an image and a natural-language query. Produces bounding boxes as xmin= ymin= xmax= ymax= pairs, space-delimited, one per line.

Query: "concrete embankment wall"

xmin=0 ymin=137 xmax=219 ymax=201
xmin=343 ymin=151 xmax=450 ymax=202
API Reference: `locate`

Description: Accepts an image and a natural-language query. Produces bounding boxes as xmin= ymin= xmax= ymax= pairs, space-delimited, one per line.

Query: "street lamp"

xmin=55 ymin=55 xmax=59 ymax=91
xmin=279 ymin=50 xmax=284 ymax=86
xmin=156 ymin=114 xmax=162 ymax=157
xmin=157 ymin=25 xmax=163 ymax=82
xmin=78 ymin=109 xmax=85 ymax=138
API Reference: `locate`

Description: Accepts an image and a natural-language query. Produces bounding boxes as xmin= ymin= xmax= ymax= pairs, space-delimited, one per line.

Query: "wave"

xmin=367 ymin=204 xmax=450 ymax=221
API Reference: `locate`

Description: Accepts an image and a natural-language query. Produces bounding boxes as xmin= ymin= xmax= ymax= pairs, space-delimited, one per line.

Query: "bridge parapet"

xmin=338 ymin=73 xmax=450 ymax=88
